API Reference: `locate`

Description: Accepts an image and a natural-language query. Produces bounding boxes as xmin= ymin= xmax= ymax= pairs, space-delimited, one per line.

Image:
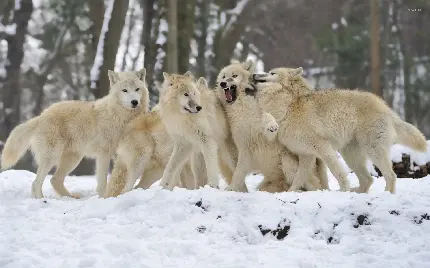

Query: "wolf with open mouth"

xmin=215 ymin=61 xmax=328 ymax=193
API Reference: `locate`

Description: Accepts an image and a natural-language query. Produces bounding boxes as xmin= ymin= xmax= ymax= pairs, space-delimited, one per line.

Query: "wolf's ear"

xmin=108 ymin=70 xmax=120 ymax=85
xmin=241 ymin=60 xmax=256 ymax=72
xmin=134 ymin=68 xmax=146 ymax=82
xmin=163 ymin=72 xmax=170 ymax=80
xmin=293 ymin=67 xmax=303 ymax=77
xmin=183 ymin=71 xmax=192 ymax=78
xmin=196 ymin=77 xmax=208 ymax=88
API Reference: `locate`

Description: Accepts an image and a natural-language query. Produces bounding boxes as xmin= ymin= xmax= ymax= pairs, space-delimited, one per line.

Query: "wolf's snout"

xmin=220 ymin=82 xmax=227 ymax=88
xmin=253 ymin=73 xmax=267 ymax=83
xmin=196 ymin=106 xmax=202 ymax=112
xmin=131 ymin=100 xmax=138 ymax=107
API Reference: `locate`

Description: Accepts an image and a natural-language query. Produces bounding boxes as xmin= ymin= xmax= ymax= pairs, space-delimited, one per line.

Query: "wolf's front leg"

xmin=288 ymin=154 xmax=316 ymax=192
xmin=96 ymin=154 xmax=111 ymax=197
xmin=261 ymin=112 xmax=279 ymax=142
xmin=225 ymin=151 xmax=251 ymax=192
xmin=199 ymin=140 xmax=222 ymax=189
xmin=159 ymin=141 xmax=193 ymax=190
xmin=191 ymin=151 xmax=207 ymax=188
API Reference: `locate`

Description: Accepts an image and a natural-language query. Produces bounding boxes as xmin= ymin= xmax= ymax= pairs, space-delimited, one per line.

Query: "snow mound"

xmin=1 ymin=170 xmax=430 ymax=268
xmin=390 ymin=141 xmax=430 ymax=166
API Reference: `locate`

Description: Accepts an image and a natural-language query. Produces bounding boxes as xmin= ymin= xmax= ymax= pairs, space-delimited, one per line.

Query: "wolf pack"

xmin=1 ymin=60 xmax=427 ymax=199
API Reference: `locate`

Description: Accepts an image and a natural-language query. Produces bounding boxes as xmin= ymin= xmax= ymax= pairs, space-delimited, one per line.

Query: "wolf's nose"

xmin=131 ymin=100 xmax=138 ymax=106
xmin=220 ymin=82 xmax=227 ymax=88
xmin=196 ymin=106 xmax=202 ymax=112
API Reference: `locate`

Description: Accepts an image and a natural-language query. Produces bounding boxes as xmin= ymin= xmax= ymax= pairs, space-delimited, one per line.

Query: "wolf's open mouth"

xmin=224 ymin=85 xmax=237 ymax=104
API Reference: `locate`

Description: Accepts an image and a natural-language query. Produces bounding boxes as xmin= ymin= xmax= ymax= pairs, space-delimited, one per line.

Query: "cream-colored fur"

xmin=1 ymin=69 xmax=149 ymax=198
xmin=157 ymin=72 xmax=237 ymax=190
xmin=254 ymin=67 xmax=427 ymax=194
xmin=103 ymin=107 xmax=196 ymax=198
xmin=217 ymin=61 xmax=328 ymax=192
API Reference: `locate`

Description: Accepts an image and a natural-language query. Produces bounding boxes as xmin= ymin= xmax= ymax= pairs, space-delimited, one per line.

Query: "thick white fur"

xmin=157 ymin=72 xmax=237 ymax=190
xmin=1 ymin=69 xmax=149 ymax=198
xmin=104 ymin=106 xmax=197 ymax=198
xmin=255 ymin=67 xmax=427 ymax=194
xmin=216 ymin=61 xmax=328 ymax=192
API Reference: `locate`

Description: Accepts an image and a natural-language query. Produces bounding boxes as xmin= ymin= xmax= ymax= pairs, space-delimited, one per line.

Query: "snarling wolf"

xmin=1 ymin=69 xmax=149 ymax=198
xmin=216 ymin=61 xmax=328 ymax=192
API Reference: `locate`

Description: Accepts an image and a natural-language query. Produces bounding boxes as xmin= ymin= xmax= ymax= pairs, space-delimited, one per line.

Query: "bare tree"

xmin=90 ymin=0 xmax=130 ymax=99
xmin=177 ymin=0 xmax=196 ymax=73
xmin=0 ymin=0 xmax=34 ymax=141
xmin=167 ymin=0 xmax=178 ymax=73
xmin=370 ymin=0 xmax=382 ymax=98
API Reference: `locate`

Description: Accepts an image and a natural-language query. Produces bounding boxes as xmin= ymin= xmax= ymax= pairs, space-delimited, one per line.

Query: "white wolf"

xmin=104 ymin=105 xmax=205 ymax=198
xmin=157 ymin=72 xmax=237 ymax=190
xmin=216 ymin=61 xmax=328 ymax=192
xmin=1 ymin=69 xmax=149 ymax=198
xmin=253 ymin=67 xmax=427 ymax=193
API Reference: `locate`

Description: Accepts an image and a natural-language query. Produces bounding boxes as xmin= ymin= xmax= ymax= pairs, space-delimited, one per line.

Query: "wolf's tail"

xmin=1 ymin=117 xmax=39 ymax=170
xmin=391 ymin=112 xmax=427 ymax=152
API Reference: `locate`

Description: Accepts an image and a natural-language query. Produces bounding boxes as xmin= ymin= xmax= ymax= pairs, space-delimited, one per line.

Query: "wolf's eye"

xmin=232 ymin=74 xmax=238 ymax=78
xmin=184 ymin=93 xmax=189 ymax=97
xmin=270 ymin=72 xmax=275 ymax=75
xmin=135 ymin=88 xmax=140 ymax=92
xmin=122 ymin=89 xmax=128 ymax=92
xmin=222 ymin=75 xmax=225 ymax=79
xmin=170 ymin=83 xmax=173 ymax=86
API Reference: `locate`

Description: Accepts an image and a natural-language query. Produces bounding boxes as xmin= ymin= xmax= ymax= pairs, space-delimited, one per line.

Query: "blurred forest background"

xmin=0 ymin=0 xmax=429 ymax=173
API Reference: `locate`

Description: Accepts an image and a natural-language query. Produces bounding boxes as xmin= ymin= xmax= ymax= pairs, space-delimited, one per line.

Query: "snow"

xmin=90 ymin=0 xmax=115 ymax=89
xmin=1 ymin=168 xmax=430 ymax=268
xmin=15 ymin=0 xmax=21 ymax=10
xmin=0 ymin=23 xmax=17 ymax=35
xmin=331 ymin=22 xmax=338 ymax=30
xmin=390 ymin=141 xmax=430 ymax=166
xmin=340 ymin=17 xmax=348 ymax=27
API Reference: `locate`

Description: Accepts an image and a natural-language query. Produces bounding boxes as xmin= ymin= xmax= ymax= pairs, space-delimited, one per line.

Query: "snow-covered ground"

xmin=1 ymin=169 xmax=430 ymax=268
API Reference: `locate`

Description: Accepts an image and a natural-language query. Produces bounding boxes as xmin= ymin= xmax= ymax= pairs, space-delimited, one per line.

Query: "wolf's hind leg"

xmin=51 ymin=151 xmax=83 ymax=198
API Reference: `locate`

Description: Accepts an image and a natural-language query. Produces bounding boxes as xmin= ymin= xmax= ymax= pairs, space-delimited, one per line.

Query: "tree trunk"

xmin=167 ymin=0 xmax=178 ymax=73
xmin=209 ymin=0 xmax=255 ymax=84
xmin=0 ymin=0 xmax=33 ymax=141
xmin=121 ymin=4 xmax=136 ymax=71
xmin=91 ymin=0 xmax=130 ymax=99
xmin=195 ymin=0 xmax=209 ymax=78
xmin=0 ymin=0 xmax=34 ymax=171
xmin=177 ymin=0 xmax=196 ymax=74
xmin=141 ymin=0 xmax=156 ymax=88
xmin=370 ymin=0 xmax=382 ymax=98
xmin=88 ymin=0 xmax=105 ymax=59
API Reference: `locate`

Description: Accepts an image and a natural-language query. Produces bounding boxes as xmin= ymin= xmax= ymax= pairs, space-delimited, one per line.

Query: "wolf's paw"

xmin=70 ymin=192 xmax=82 ymax=199
xmin=266 ymin=121 xmax=278 ymax=133
xmin=339 ymin=185 xmax=351 ymax=192
xmin=262 ymin=113 xmax=278 ymax=132
xmin=225 ymin=184 xmax=248 ymax=192
xmin=160 ymin=182 xmax=174 ymax=191
xmin=207 ymin=183 xmax=220 ymax=189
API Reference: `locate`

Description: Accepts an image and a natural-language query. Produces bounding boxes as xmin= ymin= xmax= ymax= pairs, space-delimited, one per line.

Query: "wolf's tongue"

xmin=225 ymin=90 xmax=233 ymax=102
